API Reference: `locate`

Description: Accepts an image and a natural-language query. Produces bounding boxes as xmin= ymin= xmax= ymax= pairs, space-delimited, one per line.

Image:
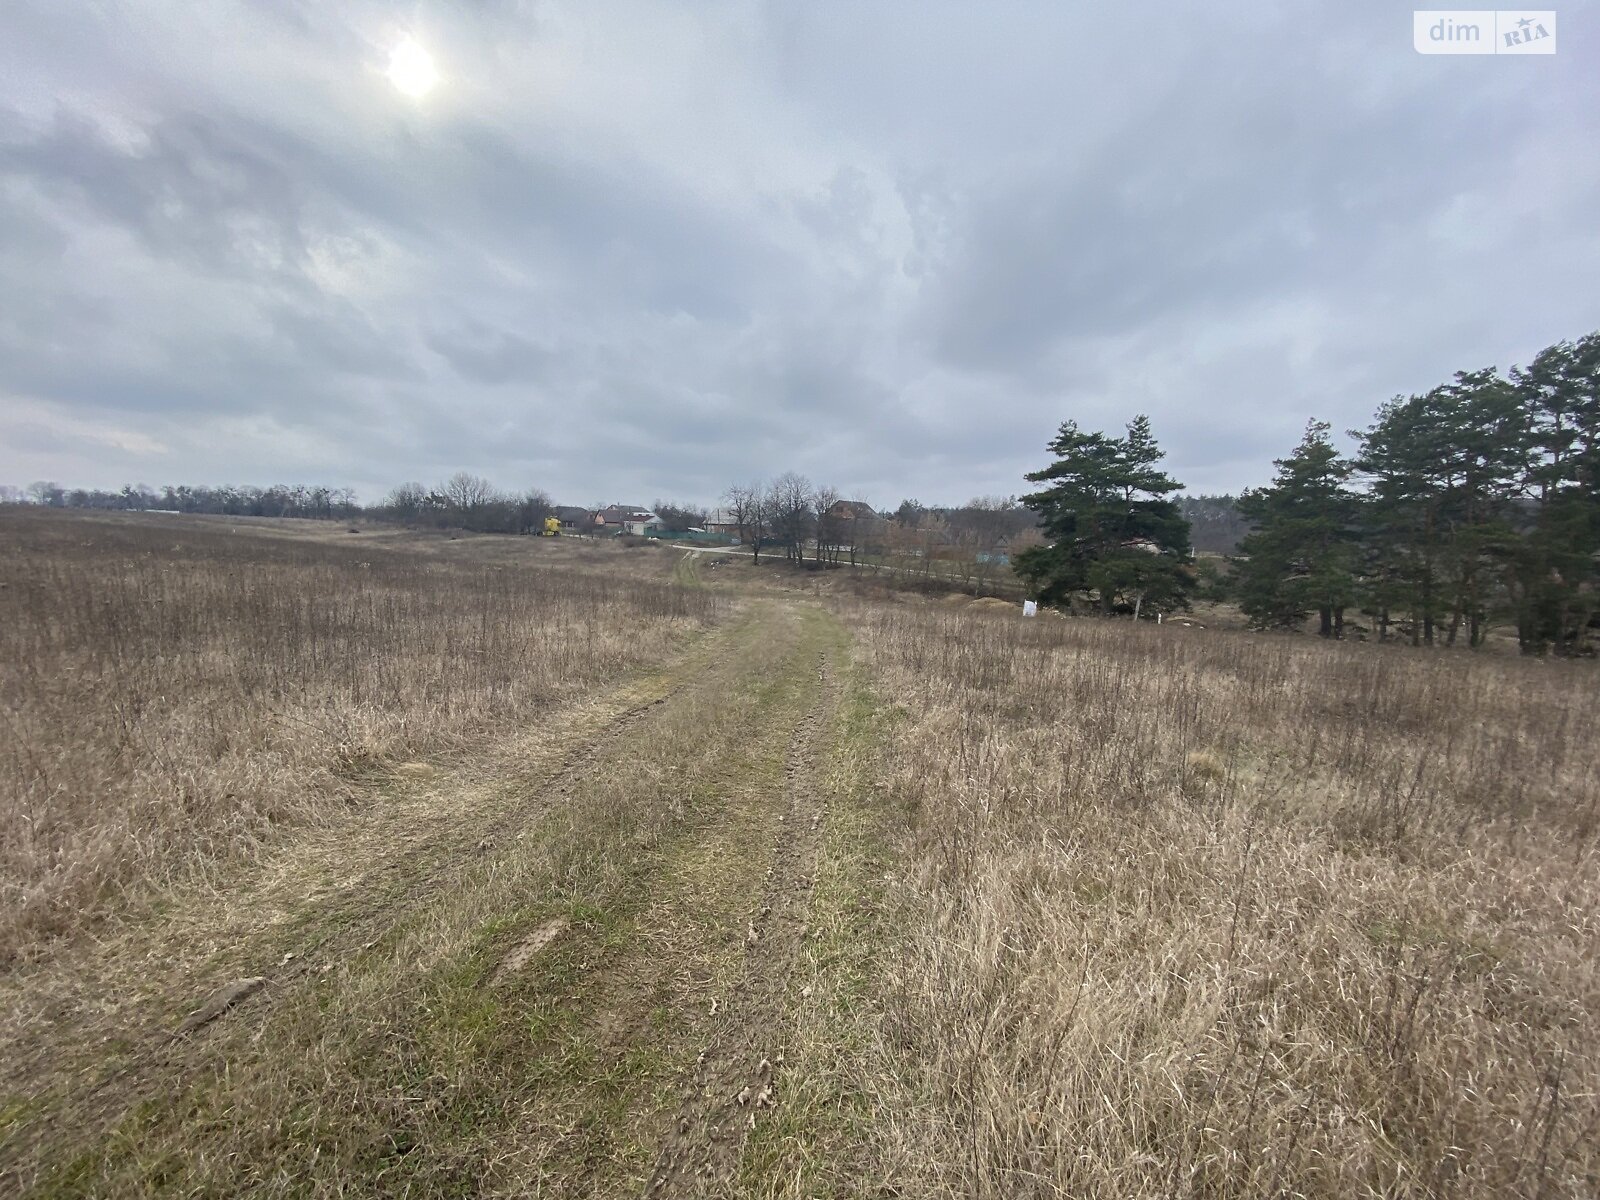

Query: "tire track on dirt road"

xmin=644 ymin=650 xmax=839 ymax=1197
xmin=269 ymin=689 xmax=675 ymax=969
xmin=3 ymin=602 xmax=865 ymax=1197
xmin=0 ymin=616 xmax=746 ymax=1193
xmin=3 ymin=688 xmax=668 ymax=1070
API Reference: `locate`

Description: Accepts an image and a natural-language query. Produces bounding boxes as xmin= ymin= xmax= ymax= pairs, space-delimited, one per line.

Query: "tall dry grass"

xmin=842 ymin=600 xmax=1599 ymax=1198
xmin=0 ymin=510 xmax=719 ymax=962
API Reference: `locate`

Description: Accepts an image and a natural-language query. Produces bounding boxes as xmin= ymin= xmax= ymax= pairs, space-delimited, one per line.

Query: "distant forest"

xmin=1178 ymin=496 xmax=1249 ymax=555
xmin=0 ymin=482 xmax=360 ymax=520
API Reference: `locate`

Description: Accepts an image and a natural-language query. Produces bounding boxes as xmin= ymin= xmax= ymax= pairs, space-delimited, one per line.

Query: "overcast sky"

xmin=1 ymin=2 xmax=1595 ymax=506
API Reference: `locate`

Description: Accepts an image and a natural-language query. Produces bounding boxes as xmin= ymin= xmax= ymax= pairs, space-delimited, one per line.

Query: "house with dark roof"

xmin=552 ymin=505 xmax=593 ymax=532
xmin=595 ymin=505 xmax=659 ymax=535
xmin=818 ymin=499 xmax=884 ymax=560
xmin=824 ymin=499 xmax=877 ymax=522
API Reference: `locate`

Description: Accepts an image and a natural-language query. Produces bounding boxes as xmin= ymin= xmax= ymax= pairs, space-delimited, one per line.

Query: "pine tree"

xmin=1430 ymin=369 xmax=1529 ymax=647
xmin=1355 ymin=392 xmax=1452 ymax=645
xmin=1015 ymin=415 xmax=1192 ymax=616
xmin=1511 ymin=335 xmax=1600 ymax=653
xmin=1234 ymin=421 xmax=1359 ymax=636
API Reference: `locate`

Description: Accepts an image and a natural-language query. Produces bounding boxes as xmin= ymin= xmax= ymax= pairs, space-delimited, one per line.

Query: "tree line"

xmin=378 ymin=474 xmax=554 ymax=535
xmin=1013 ymin=329 xmax=1598 ymax=653
xmin=3 ymin=481 xmax=360 ymax=518
xmin=1231 ymin=331 xmax=1599 ymax=653
xmin=7 ymin=329 xmax=1595 ymax=652
xmin=1179 ymin=494 xmax=1252 ymax=555
xmin=715 ymin=476 xmax=1037 ymax=591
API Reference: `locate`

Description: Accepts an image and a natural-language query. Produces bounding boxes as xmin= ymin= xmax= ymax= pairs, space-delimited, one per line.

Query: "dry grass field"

xmin=822 ymin=599 xmax=1600 ymax=1198
xmin=1 ymin=510 xmax=1596 ymax=1198
xmin=0 ymin=509 xmax=718 ymax=960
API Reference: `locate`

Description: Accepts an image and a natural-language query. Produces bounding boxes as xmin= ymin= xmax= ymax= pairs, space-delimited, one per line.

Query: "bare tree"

xmin=442 ymin=472 xmax=495 ymax=516
xmin=811 ymin=485 xmax=841 ymax=564
xmin=918 ymin=514 xmax=951 ymax=579
xmin=766 ymin=473 xmax=814 ymax=564
xmin=437 ymin=472 xmax=509 ymax=531
xmin=945 ymin=496 xmax=1024 ymax=593
xmin=384 ymin=482 xmax=429 ymax=522
xmin=28 ymin=481 xmax=64 ymax=507
xmin=518 ymin=488 xmax=553 ymax=534
xmin=722 ymin=482 xmax=768 ymax=562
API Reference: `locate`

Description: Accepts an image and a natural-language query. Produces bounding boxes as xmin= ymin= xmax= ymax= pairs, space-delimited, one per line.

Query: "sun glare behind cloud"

xmin=387 ymin=37 xmax=438 ymax=98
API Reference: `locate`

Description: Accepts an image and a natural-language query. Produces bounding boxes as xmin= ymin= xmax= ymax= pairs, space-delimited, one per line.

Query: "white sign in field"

xmin=1023 ymin=600 xmax=1038 ymax=617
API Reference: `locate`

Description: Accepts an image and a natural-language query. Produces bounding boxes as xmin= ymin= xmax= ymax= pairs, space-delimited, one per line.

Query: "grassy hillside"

xmin=1 ymin=510 xmax=1595 ymax=1197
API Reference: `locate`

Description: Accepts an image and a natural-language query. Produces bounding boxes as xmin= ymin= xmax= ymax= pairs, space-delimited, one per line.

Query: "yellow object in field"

xmin=543 ymin=515 xmax=561 ymax=537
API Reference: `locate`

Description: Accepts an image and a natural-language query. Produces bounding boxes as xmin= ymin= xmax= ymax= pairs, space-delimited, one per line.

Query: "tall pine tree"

xmin=1234 ymin=421 xmax=1359 ymax=637
xmin=1355 ymin=391 xmax=1451 ymax=644
xmin=1510 ymin=335 xmax=1600 ymax=653
xmin=1356 ymin=373 xmax=1532 ymax=646
xmin=1431 ymin=369 xmax=1529 ymax=647
xmin=1016 ymin=415 xmax=1192 ymax=616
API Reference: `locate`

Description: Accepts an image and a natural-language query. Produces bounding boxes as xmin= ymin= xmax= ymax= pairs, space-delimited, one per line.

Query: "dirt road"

xmin=0 ymin=599 xmax=893 ymax=1197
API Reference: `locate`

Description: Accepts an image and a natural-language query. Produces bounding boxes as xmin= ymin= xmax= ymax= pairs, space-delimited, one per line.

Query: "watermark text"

xmin=1414 ymin=10 xmax=1556 ymax=53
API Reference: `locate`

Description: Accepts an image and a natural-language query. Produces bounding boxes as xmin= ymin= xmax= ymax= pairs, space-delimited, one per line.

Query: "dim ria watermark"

xmin=1414 ymin=10 xmax=1556 ymax=52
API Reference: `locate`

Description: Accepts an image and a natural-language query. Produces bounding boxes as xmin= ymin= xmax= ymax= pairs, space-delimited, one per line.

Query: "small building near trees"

xmin=553 ymin=506 xmax=592 ymax=532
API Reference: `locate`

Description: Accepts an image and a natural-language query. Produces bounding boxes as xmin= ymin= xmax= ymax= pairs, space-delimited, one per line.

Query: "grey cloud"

xmin=425 ymin=320 xmax=558 ymax=385
xmin=0 ymin=0 xmax=1596 ymax=504
xmin=4 ymin=108 xmax=315 ymax=282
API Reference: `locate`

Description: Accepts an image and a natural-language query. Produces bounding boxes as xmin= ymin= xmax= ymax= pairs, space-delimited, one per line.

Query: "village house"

xmin=552 ymin=505 xmax=592 ymax=533
xmin=594 ymin=505 xmax=659 ymax=536
xmin=704 ymin=507 xmax=742 ymax=538
xmin=815 ymin=499 xmax=883 ymax=560
xmin=824 ymin=499 xmax=877 ymax=523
